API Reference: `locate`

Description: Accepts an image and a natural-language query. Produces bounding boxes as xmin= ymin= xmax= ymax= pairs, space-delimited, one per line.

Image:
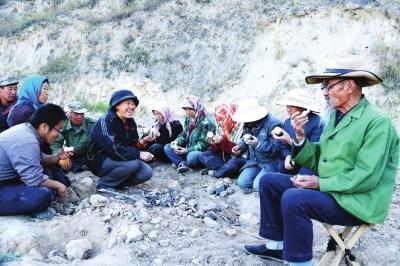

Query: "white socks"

xmin=265 ymin=240 xmax=283 ymax=250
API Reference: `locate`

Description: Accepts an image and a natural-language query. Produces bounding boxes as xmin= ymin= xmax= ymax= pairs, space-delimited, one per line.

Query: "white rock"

xmin=66 ymin=239 xmax=92 ymax=260
xmin=225 ymin=228 xmax=237 ymax=236
xmin=110 ymin=210 xmax=121 ymax=217
xmin=198 ymin=201 xmax=217 ymax=212
xmin=239 ymin=213 xmax=258 ymax=225
xmin=203 ymin=217 xmax=220 ymax=228
xmin=150 ymin=216 xmax=162 ymax=224
xmin=220 ymin=191 xmax=228 ymax=197
xmin=74 ymin=177 xmax=96 ymax=199
xmin=102 ymin=215 xmax=112 ymax=223
xmin=167 ymin=180 xmax=182 ymax=191
xmin=29 ymin=248 xmax=44 ymax=260
xmin=89 ymin=194 xmax=108 ymax=207
xmin=136 ymin=210 xmax=151 ymax=223
xmin=148 ymin=230 xmax=158 ymax=241
xmin=189 ymin=229 xmax=201 ymax=238
xmin=125 ymin=224 xmax=144 ymax=243
xmin=160 ymin=239 xmax=170 ymax=247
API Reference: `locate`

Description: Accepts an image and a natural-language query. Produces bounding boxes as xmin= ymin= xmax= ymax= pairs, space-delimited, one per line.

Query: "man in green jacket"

xmin=243 ymin=56 xmax=399 ymax=266
xmin=51 ymin=101 xmax=96 ymax=172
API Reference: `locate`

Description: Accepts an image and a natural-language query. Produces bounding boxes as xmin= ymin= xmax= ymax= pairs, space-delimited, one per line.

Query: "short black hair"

xmin=29 ymin=103 xmax=67 ymax=129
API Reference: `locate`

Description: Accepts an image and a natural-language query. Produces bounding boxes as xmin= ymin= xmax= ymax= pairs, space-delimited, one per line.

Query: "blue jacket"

xmin=86 ymin=109 xmax=141 ymax=176
xmin=238 ymin=114 xmax=282 ymax=168
xmin=279 ymin=112 xmax=323 ymax=158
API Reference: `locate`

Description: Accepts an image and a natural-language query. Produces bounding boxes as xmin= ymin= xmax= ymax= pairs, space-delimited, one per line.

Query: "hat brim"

xmin=276 ymin=100 xmax=319 ymax=113
xmin=232 ymin=107 xmax=268 ymax=123
xmin=305 ymin=71 xmax=381 ymax=87
xmin=112 ymin=95 xmax=139 ymax=107
xmin=0 ymin=81 xmax=18 ymax=87
xmin=71 ymin=108 xmax=87 ymax=114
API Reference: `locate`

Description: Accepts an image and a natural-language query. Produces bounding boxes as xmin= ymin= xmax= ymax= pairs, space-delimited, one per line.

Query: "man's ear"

xmin=37 ymin=123 xmax=49 ymax=134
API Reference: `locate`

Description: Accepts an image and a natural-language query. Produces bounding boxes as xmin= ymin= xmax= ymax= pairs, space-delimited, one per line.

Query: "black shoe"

xmin=243 ymin=244 xmax=284 ymax=262
xmin=177 ymin=162 xmax=190 ymax=173
xmin=200 ymin=168 xmax=209 ymax=175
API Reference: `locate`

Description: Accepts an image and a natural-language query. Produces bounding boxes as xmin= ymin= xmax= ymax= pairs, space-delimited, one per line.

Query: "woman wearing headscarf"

xmin=140 ymin=105 xmax=183 ymax=162
xmin=231 ymin=98 xmax=282 ymax=193
xmin=86 ymin=89 xmax=153 ymax=190
xmin=273 ymin=88 xmax=323 ymax=175
xmin=164 ymin=96 xmax=216 ymax=173
xmin=7 ymin=75 xmax=49 ymax=127
xmin=198 ymin=103 xmax=246 ymax=178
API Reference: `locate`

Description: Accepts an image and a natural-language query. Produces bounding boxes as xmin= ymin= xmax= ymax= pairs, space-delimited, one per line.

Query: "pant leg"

xmin=120 ymin=161 xmax=152 ymax=186
xmin=186 ymin=151 xmax=202 ymax=168
xmin=98 ymin=158 xmax=142 ymax=188
xmin=281 ymin=188 xmax=363 ymax=262
xmin=164 ymin=144 xmax=186 ymax=165
xmin=213 ymin=157 xmax=246 ymax=178
xmin=148 ymin=143 xmax=169 ymax=162
xmin=236 ymin=165 xmax=262 ymax=189
xmin=198 ymin=151 xmax=225 ymax=170
xmin=0 ymin=183 xmax=53 ymax=215
xmin=45 ymin=167 xmax=71 ymax=187
xmin=252 ymin=162 xmax=278 ymax=191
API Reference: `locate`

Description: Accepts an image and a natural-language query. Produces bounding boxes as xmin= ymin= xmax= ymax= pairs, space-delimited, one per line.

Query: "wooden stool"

xmin=318 ymin=223 xmax=371 ymax=266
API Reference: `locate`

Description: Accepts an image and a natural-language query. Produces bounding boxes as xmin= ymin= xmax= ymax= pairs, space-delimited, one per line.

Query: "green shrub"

xmin=76 ymin=96 xmax=109 ymax=113
xmin=40 ymin=54 xmax=78 ymax=81
xmin=373 ymin=41 xmax=400 ymax=92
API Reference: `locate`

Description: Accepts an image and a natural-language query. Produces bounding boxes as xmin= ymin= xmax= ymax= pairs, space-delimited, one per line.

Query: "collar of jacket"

xmin=64 ymin=118 xmax=89 ymax=132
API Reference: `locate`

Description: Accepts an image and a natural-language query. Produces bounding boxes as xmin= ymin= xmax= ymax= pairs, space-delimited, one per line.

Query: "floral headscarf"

xmin=184 ymin=96 xmax=206 ymax=143
xmin=153 ymin=105 xmax=176 ymax=137
xmin=214 ymin=103 xmax=237 ymax=139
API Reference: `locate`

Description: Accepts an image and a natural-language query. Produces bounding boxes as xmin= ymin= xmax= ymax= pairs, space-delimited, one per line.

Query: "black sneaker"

xmin=243 ymin=244 xmax=284 ymax=262
xmin=177 ymin=162 xmax=190 ymax=173
xmin=200 ymin=168 xmax=209 ymax=175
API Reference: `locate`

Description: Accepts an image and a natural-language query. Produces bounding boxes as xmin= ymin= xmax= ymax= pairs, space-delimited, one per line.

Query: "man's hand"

xmin=290 ymin=175 xmax=319 ymax=189
xmin=284 ymin=155 xmax=294 ymax=170
xmin=56 ymin=182 xmax=68 ymax=198
xmin=243 ymin=135 xmax=259 ymax=147
xmin=140 ymin=151 xmax=154 ymax=162
xmin=58 ymin=148 xmax=73 ymax=161
xmin=231 ymin=145 xmax=242 ymax=156
xmin=291 ymin=111 xmax=309 ymax=143
xmin=272 ymin=129 xmax=292 ymax=145
xmin=174 ymin=147 xmax=188 ymax=154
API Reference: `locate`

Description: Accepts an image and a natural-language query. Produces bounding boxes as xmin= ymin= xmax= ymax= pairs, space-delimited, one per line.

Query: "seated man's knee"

xmin=259 ymin=173 xmax=279 ymax=189
xmin=31 ymin=187 xmax=53 ymax=212
xmin=186 ymin=151 xmax=200 ymax=168
xmin=281 ymin=188 xmax=303 ymax=214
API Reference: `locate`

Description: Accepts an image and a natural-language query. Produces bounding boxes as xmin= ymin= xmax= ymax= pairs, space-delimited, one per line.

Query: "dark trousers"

xmin=97 ymin=157 xmax=152 ymax=189
xmin=0 ymin=181 xmax=53 ymax=215
xmin=147 ymin=143 xmax=169 ymax=162
xmin=258 ymin=173 xmax=363 ymax=262
xmin=198 ymin=151 xmax=246 ymax=178
xmin=276 ymin=159 xmax=317 ymax=176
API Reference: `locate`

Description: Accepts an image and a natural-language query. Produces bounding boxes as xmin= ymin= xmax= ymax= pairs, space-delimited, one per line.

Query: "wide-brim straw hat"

xmin=305 ymin=56 xmax=382 ymax=87
xmin=232 ymin=98 xmax=268 ymax=123
xmin=276 ymin=88 xmax=319 ymax=112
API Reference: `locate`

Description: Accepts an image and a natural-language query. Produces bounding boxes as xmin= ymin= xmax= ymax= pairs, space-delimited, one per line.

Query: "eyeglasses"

xmin=52 ymin=127 xmax=62 ymax=134
xmin=321 ymin=79 xmax=347 ymax=91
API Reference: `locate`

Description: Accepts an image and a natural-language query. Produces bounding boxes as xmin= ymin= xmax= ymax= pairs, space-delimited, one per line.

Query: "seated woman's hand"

xmin=140 ymin=151 xmax=154 ymax=162
xmin=174 ymin=147 xmax=188 ymax=154
xmin=212 ymin=135 xmax=223 ymax=144
xmin=272 ymin=129 xmax=292 ymax=145
xmin=284 ymin=155 xmax=294 ymax=170
xmin=231 ymin=145 xmax=241 ymax=155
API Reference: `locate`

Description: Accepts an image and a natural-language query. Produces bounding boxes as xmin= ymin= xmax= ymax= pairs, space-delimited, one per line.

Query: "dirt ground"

xmin=0 ymin=162 xmax=399 ymax=266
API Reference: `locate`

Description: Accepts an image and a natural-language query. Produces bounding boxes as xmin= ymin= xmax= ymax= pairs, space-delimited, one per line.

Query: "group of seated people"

xmin=0 ymin=55 xmax=398 ymax=266
xmin=0 ymin=74 xmax=324 ymax=195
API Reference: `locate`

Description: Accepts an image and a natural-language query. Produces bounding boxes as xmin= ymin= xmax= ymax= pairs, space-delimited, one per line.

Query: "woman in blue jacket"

xmin=274 ymin=88 xmax=323 ymax=175
xmin=231 ymin=98 xmax=282 ymax=193
xmin=87 ymin=90 xmax=153 ymax=190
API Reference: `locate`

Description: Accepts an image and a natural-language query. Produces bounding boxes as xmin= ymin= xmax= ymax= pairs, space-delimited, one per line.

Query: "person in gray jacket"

xmin=0 ymin=104 xmax=72 ymax=216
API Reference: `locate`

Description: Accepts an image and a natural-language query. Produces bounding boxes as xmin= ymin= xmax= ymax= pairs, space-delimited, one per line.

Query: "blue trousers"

xmin=97 ymin=157 xmax=152 ymax=189
xmin=258 ymin=173 xmax=363 ymax=262
xmin=198 ymin=151 xmax=246 ymax=178
xmin=0 ymin=181 xmax=53 ymax=215
xmin=164 ymin=144 xmax=202 ymax=168
xmin=236 ymin=162 xmax=276 ymax=191
xmin=147 ymin=143 xmax=169 ymax=162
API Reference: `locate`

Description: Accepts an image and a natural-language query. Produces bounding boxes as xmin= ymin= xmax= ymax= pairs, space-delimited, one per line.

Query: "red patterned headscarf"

xmin=214 ymin=103 xmax=237 ymax=138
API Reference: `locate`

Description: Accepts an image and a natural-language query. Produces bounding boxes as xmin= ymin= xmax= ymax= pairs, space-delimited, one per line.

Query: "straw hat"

xmin=276 ymin=89 xmax=319 ymax=112
xmin=232 ymin=98 xmax=268 ymax=123
xmin=305 ymin=56 xmax=382 ymax=87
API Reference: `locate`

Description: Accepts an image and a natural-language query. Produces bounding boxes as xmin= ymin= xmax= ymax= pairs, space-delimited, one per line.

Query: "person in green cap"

xmin=0 ymin=75 xmax=19 ymax=133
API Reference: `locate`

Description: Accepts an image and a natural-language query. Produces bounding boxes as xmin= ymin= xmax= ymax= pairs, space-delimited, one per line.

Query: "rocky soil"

xmin=0 ymin=162 xmax=399 ymax=266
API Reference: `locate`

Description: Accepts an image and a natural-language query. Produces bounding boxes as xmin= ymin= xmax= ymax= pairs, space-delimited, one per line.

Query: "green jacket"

xmin=175 ymin=114 xmax=216 ymax=152
xmin=294 ymin=97 xmax=399 ymax=224
xmin=51 ymin=117 xmax=97 ymax=157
